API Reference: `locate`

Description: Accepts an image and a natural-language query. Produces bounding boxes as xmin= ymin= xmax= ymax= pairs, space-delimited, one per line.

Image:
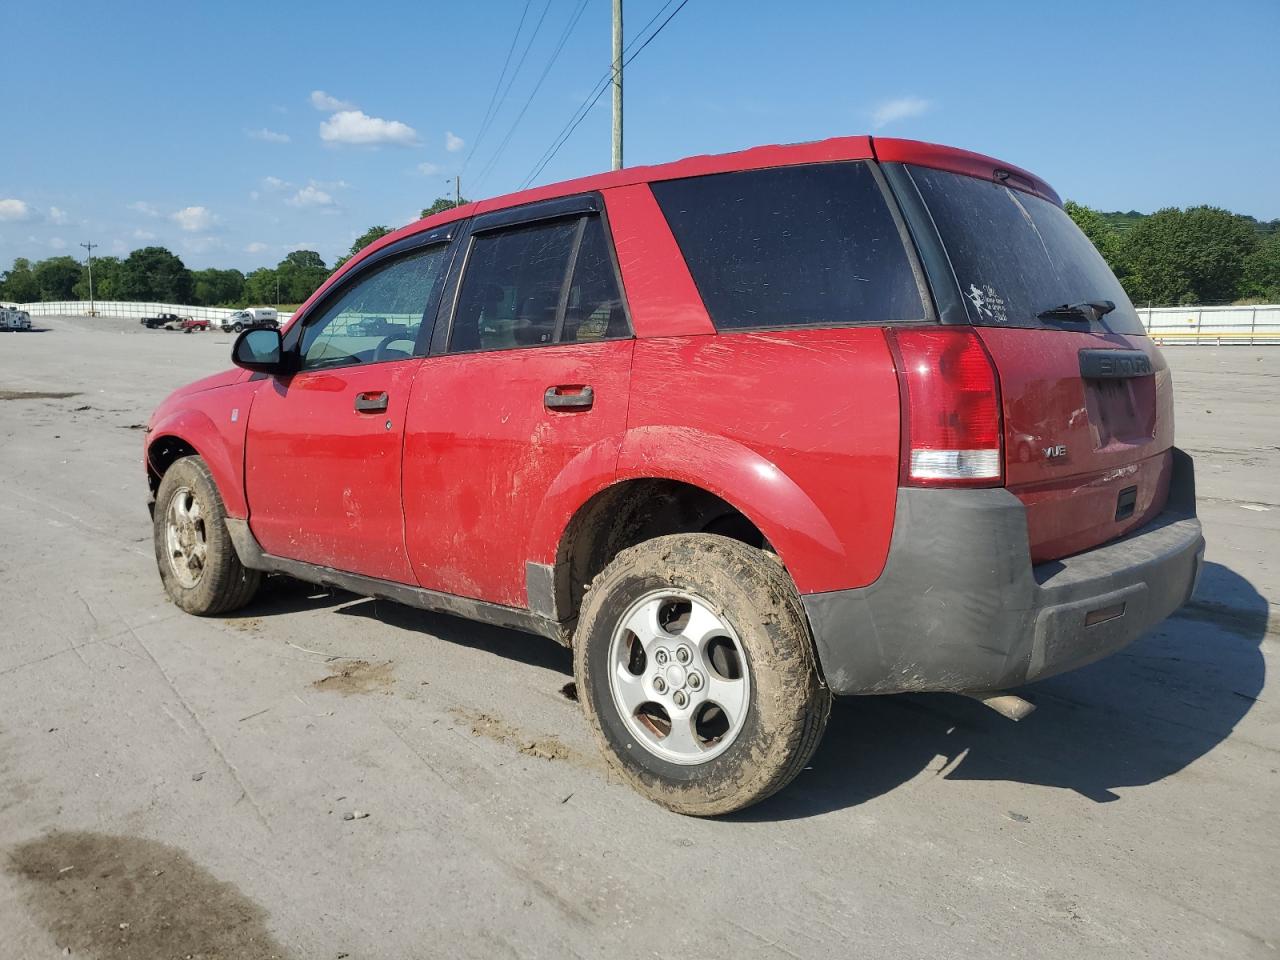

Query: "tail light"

xmin=887 ymin=328 xmax=1003 ymax=487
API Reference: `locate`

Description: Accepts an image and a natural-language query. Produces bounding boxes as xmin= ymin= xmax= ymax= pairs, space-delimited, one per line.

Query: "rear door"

xmin=244 ymin=235 xmax=453 ymax=582
xmin=402 ymin=198 xmax=633 ymax=608
xmin=891 ymin=163 xmax=1173 ymax=562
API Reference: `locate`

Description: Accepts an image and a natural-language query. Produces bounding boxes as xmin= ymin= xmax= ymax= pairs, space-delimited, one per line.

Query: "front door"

xmin=244 ymin=241 xmax=453 ymax=582
xmin=403 ymin=208 xmax=634 ymax=607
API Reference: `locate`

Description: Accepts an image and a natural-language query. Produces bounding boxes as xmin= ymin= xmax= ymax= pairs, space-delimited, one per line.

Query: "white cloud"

xmin=311 ymin=90 xmax=357 ymax=112
xmin=171 ymin=205 xmax=216 ymax=232
xmin=0 ymin=198 xmax=33 ymax=221
xmin=262 ymin=176 xmax=292 ymax=191
xmin=286 ymin=184 xmax=337 ymax=209
xmin=132 ymin=228 xmax=157 ymax=241
xmin=320 ymin=109 xmax=419 ymax=146
xmin=445 ymin=131 xmax=464 ymax=153
xmin=49 ymin=206 xmax=69 ymax=225
xmin=417 ymin=161 xmax=440 ymax=176
xmin=870 ymin=96 xmax=932 ymax=129
xmin=247 ymin=127 xmax=291 ymax=143
xmin=48 ymin=237 xmax=67 ymax=250
xmin=129 ymin=200 xmax=160 ymax=217
xmin=245 ymin=241 xmax=269 ymax=254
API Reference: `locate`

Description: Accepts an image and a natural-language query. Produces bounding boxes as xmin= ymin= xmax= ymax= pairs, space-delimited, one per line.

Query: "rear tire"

xmin=153 ymin=455 xmax=261 ymax=615
xmin=574 ymin=534 xmax=830 ymax=816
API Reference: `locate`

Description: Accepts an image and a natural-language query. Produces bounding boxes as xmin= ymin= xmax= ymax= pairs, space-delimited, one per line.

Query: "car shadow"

xmin=735 ymin=560 xmax=1269 ymax=821
xmin=334 ymin=596 xmax=574 ymax=674
xmin=230 ymin=575 xmax=574 ymax=675
xmin=226 ymin=562 xmax=1266 ymax=820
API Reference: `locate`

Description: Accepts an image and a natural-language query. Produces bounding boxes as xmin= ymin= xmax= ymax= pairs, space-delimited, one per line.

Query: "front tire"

xmin=574 ymin=534 xmax=830 ymax=816
xmin=153 ymin=455 xmax=261 ymax=615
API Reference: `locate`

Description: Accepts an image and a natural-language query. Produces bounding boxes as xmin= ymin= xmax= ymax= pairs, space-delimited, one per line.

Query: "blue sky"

xmin=2 ymin=0 xmax=1277 ymax=273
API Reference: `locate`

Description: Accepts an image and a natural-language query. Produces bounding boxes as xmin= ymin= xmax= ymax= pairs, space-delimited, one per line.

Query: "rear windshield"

xmin=651 ymin=162 xmax=925 ymax=331
xmin=907 ymin=165 xmax=1143 ymax=334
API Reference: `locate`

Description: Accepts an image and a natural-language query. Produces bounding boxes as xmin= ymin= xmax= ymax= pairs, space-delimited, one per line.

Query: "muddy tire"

xmin=153 ymin=455 xmax=261 ymax=615
xmin=574 ymin=534 xmax=830 ymax=816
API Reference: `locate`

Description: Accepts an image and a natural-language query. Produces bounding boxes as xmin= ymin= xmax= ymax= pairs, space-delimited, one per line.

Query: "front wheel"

xmin=232 ymin=322 xmax=243 ymax=332
xmin=153 ymin=455 xmax=261 ymax=615
xmin=574 ymin=534 xmax=830 ymax=816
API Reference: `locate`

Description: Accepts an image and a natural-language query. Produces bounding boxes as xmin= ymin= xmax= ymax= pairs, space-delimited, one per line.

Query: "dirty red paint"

xmin=975 ymin=326 xmax=1173 ymax=563
xmin=403 ymin=341 xmax=633 ymax=606
xmin=146 ymin=134 xmax=1170 ymax=617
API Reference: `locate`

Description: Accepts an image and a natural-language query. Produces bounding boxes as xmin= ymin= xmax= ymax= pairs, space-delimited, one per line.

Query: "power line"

xmin=462 ymin=0 xmax=534 ymax=175
xmin=471 ymin=0 xmax=591 ymax=193
xmin=521 ymin=0 xmax=691 ymax=190
xmin=522 ymin=0 xmax=681 ymax=184
xmin=467 ymin=0 xmax=554 ymax=175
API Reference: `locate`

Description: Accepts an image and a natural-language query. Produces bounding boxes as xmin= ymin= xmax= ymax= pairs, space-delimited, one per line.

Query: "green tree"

xmin=0 ymin=258 xmax=40 ymax=302
xmin=1122 ymin=206 xmax=1259 ymax=305
xmin=73 ymin=256 xmax=123 ymax=301
xmin=1240 ymin=233 xmax=1280 ymax=301
xmin=192 ymin=268 xmax=246 ymax=306
xmin=275 ymin=250 xmax=329 ymax=303
xmin=334 ymin=225 xmax=393 ymax=271
xmin=118 ymin=246 xmax=194 ymax=303
xmin=1065 ymin=200 xmax=1125 ymax=277
xmin=33 ymin=256 xmax=83 ymax=301
xmin=242 ymin=267 xmax=279 ymax=305
xmin=420 ymin=196 xmax=470 ymax=219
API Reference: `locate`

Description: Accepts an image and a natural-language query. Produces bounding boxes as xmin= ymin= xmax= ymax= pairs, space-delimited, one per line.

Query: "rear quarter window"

xmin=651 ymin=162 xmax=926 ymax=331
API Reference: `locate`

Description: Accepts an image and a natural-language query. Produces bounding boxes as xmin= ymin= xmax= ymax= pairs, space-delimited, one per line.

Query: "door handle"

xmin=544 ymin=385 xmax=594 ymax=411
xmin=355 ymin=391 xmax=389 ymax=413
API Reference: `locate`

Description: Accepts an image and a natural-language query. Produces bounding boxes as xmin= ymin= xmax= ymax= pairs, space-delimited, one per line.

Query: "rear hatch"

xmin=902 ymin=162 xmax=1173 ymax=563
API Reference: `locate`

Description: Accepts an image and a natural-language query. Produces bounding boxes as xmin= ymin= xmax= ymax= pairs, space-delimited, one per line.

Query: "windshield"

xmin=907 ymin=165 xmax=1143 ymax=335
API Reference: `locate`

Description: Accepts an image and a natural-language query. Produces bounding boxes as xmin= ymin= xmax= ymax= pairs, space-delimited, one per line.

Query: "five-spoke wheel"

xmin=609 ymin=590 xmax=750 ymax=764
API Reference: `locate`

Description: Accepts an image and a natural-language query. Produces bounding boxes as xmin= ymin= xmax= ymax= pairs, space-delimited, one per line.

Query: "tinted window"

xmin=907 ymin=165 xmax=1143 ymax=334
xmin=651 ymin=162 xmax=924 ymax=330
xmin=450 ymin=219 xmax=579 ymax=352
xmin=300 ymin=246 xmax=449 ymax=370
xmin=561 ymin=216 xmax=628 ymax=342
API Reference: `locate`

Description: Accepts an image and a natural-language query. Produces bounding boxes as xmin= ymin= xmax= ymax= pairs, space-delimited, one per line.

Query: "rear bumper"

xmin=802 ymin=448 xmax=1204 ymax=695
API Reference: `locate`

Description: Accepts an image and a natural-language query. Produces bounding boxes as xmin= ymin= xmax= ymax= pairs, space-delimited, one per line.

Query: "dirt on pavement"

xmin=0 ymin=315 xmax=1276 ymax=959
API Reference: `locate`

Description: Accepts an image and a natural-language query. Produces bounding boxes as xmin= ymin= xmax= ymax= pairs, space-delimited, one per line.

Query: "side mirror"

xmin=232 ymin=327 xmax=288 ymax=373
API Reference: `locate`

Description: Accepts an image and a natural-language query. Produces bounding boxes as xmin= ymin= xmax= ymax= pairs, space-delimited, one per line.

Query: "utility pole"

xmin=611 ymin=0 xmax=623 ymax=170
xmin=80 ymin=242 xmax=98 ymax=317
xmin=455 ymin=174 xmax=461 ymax=206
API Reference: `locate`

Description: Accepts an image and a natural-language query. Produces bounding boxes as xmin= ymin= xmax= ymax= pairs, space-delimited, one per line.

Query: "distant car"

xmin=349 ymin=316 xmax=390 ymax=337
xmin=217 ymin=308 xmax=279 ymax=332
xmin=141 ymin=313 xmax=185 ymax=330
xmin=181 ymin=318 xmax=210 ymax=334
xmin=0 ymin=308 xmax=33 ymax=331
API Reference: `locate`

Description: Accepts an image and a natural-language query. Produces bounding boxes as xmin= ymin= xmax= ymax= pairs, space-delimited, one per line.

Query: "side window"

xmin=299 ymin=245 xmax=449 ymax=370
xmin=450 ymin=220 xmax=578 ymax=352
xmin=651 ymin=162 xmax=925 ymax=330
xmin=561 ymin=216 xmax=627 ymax=342
xmin=449 ymin=212 xmax=630 ymax=353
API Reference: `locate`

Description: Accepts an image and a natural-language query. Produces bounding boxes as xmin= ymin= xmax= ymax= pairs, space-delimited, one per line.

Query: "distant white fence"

xmin=0 ymin=300 xmax=295 ymax=325
xmin=3 ymin=299 xmax=1277 ymax=344
xmin=1138 ymin=304 xmax=1280 ymax=344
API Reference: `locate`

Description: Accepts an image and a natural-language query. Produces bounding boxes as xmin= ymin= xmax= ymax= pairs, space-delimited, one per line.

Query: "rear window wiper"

xmin=1036 ymin=300 xmax=1116 ymax=323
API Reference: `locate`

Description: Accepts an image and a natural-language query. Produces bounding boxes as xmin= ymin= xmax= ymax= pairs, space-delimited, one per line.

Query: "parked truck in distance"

xmin=140 ymin=313 xmax=189 ymax=330
xmin=216 ymin=308 xmax=279 ymax=333
xmin=0 ymin=307 xmax=33 ymax=331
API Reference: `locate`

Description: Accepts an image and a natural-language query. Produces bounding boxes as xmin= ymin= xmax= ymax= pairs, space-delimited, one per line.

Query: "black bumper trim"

xmin=802 ymin=448 xmax=1204 ymax=695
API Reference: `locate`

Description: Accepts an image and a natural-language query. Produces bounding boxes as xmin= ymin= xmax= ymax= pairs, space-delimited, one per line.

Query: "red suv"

xmin=145 ymin=137 xmax=1204 ymax=815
